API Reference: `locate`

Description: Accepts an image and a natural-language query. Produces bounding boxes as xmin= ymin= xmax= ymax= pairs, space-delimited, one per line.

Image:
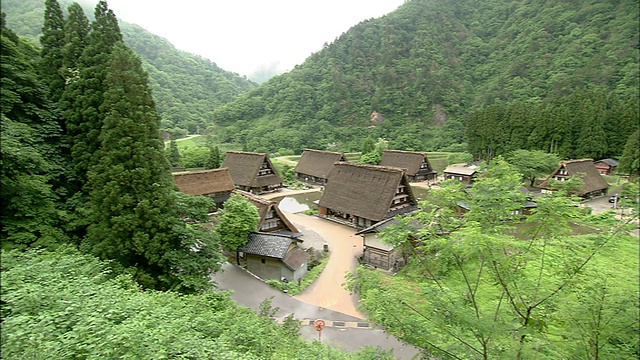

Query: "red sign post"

xmin=313 ymin=319 xmax=325 ymax=342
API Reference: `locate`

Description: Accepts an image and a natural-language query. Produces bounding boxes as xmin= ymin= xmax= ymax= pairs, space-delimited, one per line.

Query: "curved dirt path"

xmin=284 ymin=211 xmax=365 ymax=319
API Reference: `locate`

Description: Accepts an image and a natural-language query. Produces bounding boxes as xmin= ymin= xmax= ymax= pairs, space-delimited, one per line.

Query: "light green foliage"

xmin=507 ymin=149 xmax=560 ymax=186
xmin=351 ymin=159 xmax=639 ymax=359
xmin=216 ymin=194 xmax=260 ymax=250
xmin=1 ymin=248 xmax=385 ymax=359
xmin=358 ymin=151 xmax=381 ymax=165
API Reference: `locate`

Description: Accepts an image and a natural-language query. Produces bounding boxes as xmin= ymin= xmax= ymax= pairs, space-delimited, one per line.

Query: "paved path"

xmin=211 ymin=262 xmax=422 ymax=359
xmin=287 ymin=212 xmax=364 ymax=319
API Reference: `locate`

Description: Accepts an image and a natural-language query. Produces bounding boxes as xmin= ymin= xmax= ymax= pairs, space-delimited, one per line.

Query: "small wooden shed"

xmin=238 ymin=232 xmax=309 ymax=282
xmin=356 ymin=218 xmax=406 ymax=271
xmin=594 ymin=158 xmax=619 ymax=175
xmin=443 ymin=165 xmax=478 ymax=184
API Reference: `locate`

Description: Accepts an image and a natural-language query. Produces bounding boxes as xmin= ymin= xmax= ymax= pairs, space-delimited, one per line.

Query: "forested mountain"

xmin=2 ymin=0 xmax=257 ymax=137
xmin=212 ymin=0 xmax=638 ymax=156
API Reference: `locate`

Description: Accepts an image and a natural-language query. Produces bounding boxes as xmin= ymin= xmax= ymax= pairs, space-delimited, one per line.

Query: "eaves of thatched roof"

xmin=223 ymin=151 xmax=282 ymax=188
xmin=540 ymin=159 xmax=609 ymax=195
xmin=173 ymin=168 xmax=235 ymax=196
xmin=232 ymin=189 xmax=299 ymax=234
xmin=379 ymin=150 xmax=434 ymax=176
xmin=319 ymin=162 xmax=417 ymax=222
xmin=294 ymin=149 xmax=346 ymax=179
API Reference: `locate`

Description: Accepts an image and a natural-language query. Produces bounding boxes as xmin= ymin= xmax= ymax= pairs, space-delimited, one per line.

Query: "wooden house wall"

xmin=244 ymin=255 xmax=290 ymax=281
xmin=363 ymin=246 xmax=402 ymax=271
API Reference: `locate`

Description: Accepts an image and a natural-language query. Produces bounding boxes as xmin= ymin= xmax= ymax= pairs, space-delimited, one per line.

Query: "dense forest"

xmin=2 ymin=0 xmax=257 ymax=138
xmin=211 ymin=0 xmax=638 ymax=157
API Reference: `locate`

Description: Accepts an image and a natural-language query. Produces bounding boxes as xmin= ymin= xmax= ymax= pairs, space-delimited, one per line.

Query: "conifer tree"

xmin=167 ymin=139 xmax=181 ymax=167
xmin=60 ymin=2 xmax=90 ymax=97
xmin=64 ymin=0 xmax=122 ymax=189
xmin=39 ymin=0 xmax=66 ymax=104
xmin=85 ymin=43 xmax=211 ymax=290
xmin=205 ymin=145 xmax=221 ymax=169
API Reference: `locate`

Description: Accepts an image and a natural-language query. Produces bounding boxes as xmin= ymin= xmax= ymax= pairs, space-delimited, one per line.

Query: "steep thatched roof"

xmin=222 ymin=151 xmax=282 ymax=188
xmin=232 ymin=190 xmax=299 ymax=234
xmin=172 ymin=168 xmax=234 ymax=196
xmin=540 ymin=159 xmax=609 ymax=195
xmin=294 ymin=149 xmax=346 ymax=179
xmin=319 ymin=162 xmax=417 ymax=221
xmin=379 ymin=150 xmax=434 ymax=176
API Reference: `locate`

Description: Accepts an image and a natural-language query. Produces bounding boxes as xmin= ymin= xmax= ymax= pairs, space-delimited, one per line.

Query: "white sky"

xmin=106 ymin=0 xmax=405 ymax=80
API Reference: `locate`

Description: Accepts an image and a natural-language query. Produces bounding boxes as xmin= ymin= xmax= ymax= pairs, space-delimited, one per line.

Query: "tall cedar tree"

xmin=0 ymin=16 xmax=65 ymax=248
xmin=63 ymin=0 xmax=122 ymax=190
xmin=85 ymin=43 xmax=183 ymax=290
xmin=39 ymin=0 xmax=65 ymax=104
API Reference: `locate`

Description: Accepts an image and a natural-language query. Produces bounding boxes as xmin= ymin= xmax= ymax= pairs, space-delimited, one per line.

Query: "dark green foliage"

xmin=38 ymin=0 xmax=65 ymax=103
xmin=85 ymin=43 xmax=213 ymax=291
xmin=205 ymin=144 xmax=221 ymax=169
xmin=466 ymin=89 xmax=639 ymax=160
xmin=0 ymin=17 xmax=66 ymax=249
xmin=63 ymin=0 xmax=122 ymax=189
xmin=167 ymin=139 xmax=181 ymax=167
xmin=1 ymin=247 xmax=386 ymax=359
xmin=619 ymin=129 xmax=640 ymax=179
xmin=216 ymin=193 xmax=260 ymax=251
xmin=60 ymin=2 xmax=90 ymax=99
xmin=212 ymin=0 xmax=638 ymax=154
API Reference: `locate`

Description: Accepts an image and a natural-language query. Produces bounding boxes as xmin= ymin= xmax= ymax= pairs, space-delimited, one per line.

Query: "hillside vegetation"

xmin=212 ymin=0 xmax=638 ymax=155
xmin=2 ymin=0 xmax=257 ymax=137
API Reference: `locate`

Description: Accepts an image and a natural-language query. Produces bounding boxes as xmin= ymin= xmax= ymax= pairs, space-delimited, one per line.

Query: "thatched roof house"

xmin=238 ymin=232 xmax=309 ymax=282
xmin=172 ymin=168 xmax=235 ymax=206
xmin=294 ymin=149 xmax=346 ymax=184
xmin=223 ymin=151 xmax=282 ymax=194
xmin=232 ymin=190 xmax=300 ymax=237
xmin=539 ymin=159 xmax=609 ymax=198
xmin=379 ymin=150 xmax=437 ymax=182
xmin=318 ymin=162 xmax=418 ymax=228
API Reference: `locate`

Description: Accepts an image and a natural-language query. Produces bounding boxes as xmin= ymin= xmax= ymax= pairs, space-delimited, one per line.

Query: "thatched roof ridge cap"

xmin=226 ymin=151 xmax=267 ymax=157
xmin=302 ymin=148 xmax=344 ymax=156
xmin=334 ymin=161 xmax=405 ymax=174
xmin=384 ymin=149 xmax=426 ymax=156
xmin=561 ymin=158 xmax=595 ymax=165
xmin=173 ymin=167 xmax=230 ymax=177
xmin=232 ymin=189 xmax=273 ymax=206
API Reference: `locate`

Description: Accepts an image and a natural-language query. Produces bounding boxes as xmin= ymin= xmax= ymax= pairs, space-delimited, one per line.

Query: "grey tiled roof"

xmin=238 ymin=232 xmax=294 ymax=259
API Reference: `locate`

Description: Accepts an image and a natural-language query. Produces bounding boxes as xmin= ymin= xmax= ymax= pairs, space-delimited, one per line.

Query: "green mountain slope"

xmin=212 ymin=0 xmax=639 ymax=154
xmin=2 ymin=0 xmax=257 ymax=136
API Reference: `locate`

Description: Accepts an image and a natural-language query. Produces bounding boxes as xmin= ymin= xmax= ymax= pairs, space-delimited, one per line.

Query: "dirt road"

xmin=285 ymin=212 xmax=365 ymax=319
